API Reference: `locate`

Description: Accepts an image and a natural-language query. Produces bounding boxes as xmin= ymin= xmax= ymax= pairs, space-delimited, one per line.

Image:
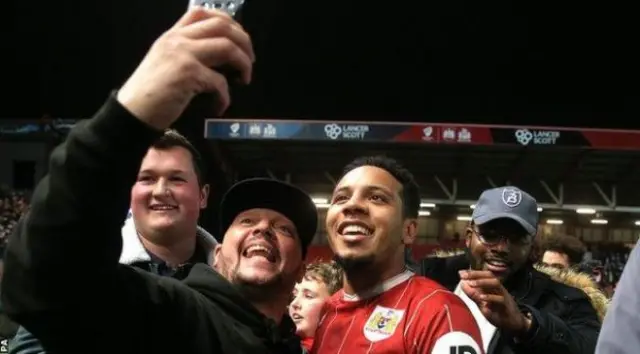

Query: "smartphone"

xmin=187 ymin=0 xmax=246 ymax=80
xmin=188 ymin=0 xmax=245 ymax=17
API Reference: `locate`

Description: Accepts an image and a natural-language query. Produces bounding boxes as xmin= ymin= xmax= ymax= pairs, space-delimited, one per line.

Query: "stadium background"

xmin=2 ymin=0 xmax=637 ymax=285
xmin=0 ymin=119 xmax=636 ymax=285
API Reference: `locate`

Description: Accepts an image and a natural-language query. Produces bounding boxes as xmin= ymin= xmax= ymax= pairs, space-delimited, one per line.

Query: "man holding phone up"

xmin=1 ymin=7 xmax=312 ymax=354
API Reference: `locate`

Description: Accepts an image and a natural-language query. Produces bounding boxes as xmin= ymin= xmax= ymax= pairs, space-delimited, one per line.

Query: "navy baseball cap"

xmin=471 ymin=186 xmax=539 ymax=235
xmin=218 ymin=178 xmax=318 ymax=257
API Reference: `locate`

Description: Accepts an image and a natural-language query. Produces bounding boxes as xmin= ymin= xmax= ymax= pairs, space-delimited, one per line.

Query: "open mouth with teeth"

xmin=149 ymin=204 xmax=178 ymax=211
xmin=484 ymin=259 xmax=512 ymax=273
xmin=243 ymin=244 xmax=277 ymax=263
xmin=337 ymin=221 xmax=374 ymax=242
xmin=291 ymin=313 xmax=303 ymax=322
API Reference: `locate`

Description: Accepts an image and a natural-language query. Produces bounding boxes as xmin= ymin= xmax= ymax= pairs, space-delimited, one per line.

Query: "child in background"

xmin=290 ymin=261 xmax=343 ymax=351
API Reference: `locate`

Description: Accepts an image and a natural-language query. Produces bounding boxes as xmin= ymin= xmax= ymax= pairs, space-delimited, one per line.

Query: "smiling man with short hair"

xmin=312 ymin=156 xmax=483 ymax=354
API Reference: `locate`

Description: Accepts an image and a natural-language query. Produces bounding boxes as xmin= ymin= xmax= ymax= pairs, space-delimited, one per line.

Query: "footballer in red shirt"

xmin=310 ymin=156 xmax=483 ymax=354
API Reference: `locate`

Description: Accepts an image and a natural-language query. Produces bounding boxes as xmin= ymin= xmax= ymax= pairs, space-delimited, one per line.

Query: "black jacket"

xmin=0 ymin=297 xmax=19 ymax=341
xmin=419 ymin=254 xmax=601 ymax=354
xmin=0 ymin=95 xmax=302 ymax=354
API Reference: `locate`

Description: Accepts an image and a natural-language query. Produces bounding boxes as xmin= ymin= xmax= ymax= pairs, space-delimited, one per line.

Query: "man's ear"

xmin=212 ymin=244 xmax=222 ymax=268
xmin=200 ymin=184 xmax=210 ymax=209
xmin=465 ymin=225 xmax=473 ymax=248
xmin=402 ymin=218 xmax=418 ymax=246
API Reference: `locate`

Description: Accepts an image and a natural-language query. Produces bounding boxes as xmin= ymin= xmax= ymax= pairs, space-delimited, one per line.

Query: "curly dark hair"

xmin=341 ymin=156 xmax=420 ymax=219
xmin=540 ymin=234 xmax=587 ymax=266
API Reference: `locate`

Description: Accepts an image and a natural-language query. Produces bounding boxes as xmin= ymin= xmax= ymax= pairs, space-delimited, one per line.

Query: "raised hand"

xmin=117 ymin=7 xmax=255 ymax=130
xmin=459 ymin=270 xmax=531 ymax=335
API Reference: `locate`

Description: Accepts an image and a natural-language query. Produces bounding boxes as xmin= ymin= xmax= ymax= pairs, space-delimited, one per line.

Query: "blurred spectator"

xmin=586 ymin=242 xmax=632 ymax=290
xmin=0 ymin=187 xmax=31 ymax=342
xmin=575 ymin=259 xmax=614 ymax=297
xmin=539 ymin=234 xmax=586 ymax=270
xmin=0 ymin=188 xmax=30 ymax=249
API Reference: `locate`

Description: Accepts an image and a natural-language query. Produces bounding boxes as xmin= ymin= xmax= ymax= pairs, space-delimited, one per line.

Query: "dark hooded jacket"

xmin=0 ymin=94 xmax=302 ymax=354
xmin=9 ymin=215 xmax=219 ymax=354
xmin=0 ymin=297 xmax=19 ymax=342
xmin=418 ymin=251 xmax=604 ymax=354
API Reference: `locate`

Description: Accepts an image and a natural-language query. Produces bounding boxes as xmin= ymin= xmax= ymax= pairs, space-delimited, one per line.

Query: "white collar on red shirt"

xmin=343 ymin=269 xmax=414 ymax=302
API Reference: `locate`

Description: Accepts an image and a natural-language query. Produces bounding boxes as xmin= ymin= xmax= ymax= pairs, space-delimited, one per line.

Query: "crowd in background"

xmin=0 ymin=187 xmax=29 ymax=250
xmin=585 ymin=243 xmax=631 ymax=287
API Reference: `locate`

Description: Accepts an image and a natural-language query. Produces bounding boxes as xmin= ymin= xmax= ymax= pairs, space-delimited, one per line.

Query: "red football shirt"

xmin=311 ymin=270 xmax=484 ymax=354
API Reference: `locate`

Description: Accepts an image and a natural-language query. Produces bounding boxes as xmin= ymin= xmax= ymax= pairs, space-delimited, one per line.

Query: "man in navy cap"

xmin=418 ymin=186 xmax=601 ymax=354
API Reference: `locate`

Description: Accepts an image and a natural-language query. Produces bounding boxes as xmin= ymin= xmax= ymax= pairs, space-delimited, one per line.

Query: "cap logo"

xmin=501 ymin=188 xmax=522 ymax=207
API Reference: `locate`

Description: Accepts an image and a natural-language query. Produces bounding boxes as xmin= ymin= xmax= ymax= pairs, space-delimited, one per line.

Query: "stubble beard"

xmin=234 ymin=271 xmax=287 ymax=303
xmin=333 ymin=253 xmax=376 ymax=273
xmin=218 ymin=258 xmax=291 ymax=303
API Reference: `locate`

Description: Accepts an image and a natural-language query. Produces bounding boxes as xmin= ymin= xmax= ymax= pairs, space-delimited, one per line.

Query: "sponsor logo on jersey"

xmin=431 ymin=331 xmax=482 ymax=354
xmin=363 ymin=306 xmax=405 ymax=342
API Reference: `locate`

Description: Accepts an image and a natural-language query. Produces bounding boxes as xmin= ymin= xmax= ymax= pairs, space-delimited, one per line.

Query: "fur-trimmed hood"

xmin=119 ymin=216 xmax=218 ymax=265
xmin=425 ymin=249 xmax=610 ymax=322
xmin=533 ymin=264 xmax=609 ymax=322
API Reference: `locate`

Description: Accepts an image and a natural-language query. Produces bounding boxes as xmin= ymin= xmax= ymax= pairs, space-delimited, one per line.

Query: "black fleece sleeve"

xmin=0 ymin=94 xmax=193 ymax=352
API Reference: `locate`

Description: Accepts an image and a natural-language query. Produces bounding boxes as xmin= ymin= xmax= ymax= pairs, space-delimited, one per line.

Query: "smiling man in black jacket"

xmin=0 ymin=7 xmax=317 ymax=354
xmin=419 ymin=186 xmax=601 ymax=354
